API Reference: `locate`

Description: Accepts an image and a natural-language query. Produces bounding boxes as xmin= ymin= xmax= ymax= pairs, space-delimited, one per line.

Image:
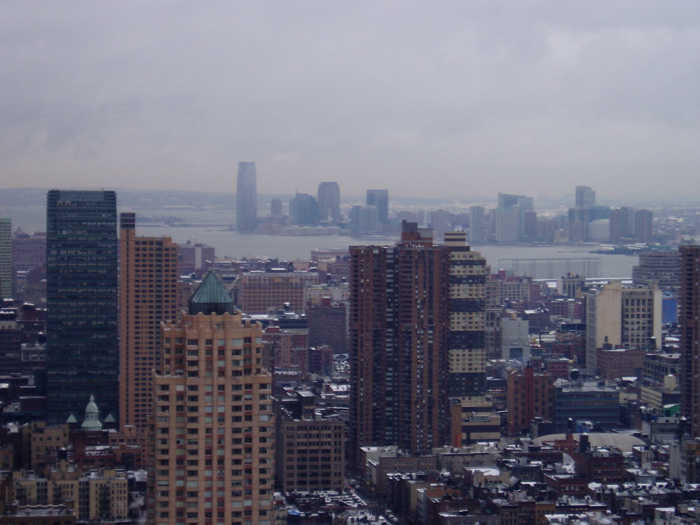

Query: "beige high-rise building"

xmin=585 ymin=280 xmax=662 ymax=371
xmin=119 ymin=213 xmax=179 ymax=431
xmin=149 ymin=272 xmax=274 ymax=525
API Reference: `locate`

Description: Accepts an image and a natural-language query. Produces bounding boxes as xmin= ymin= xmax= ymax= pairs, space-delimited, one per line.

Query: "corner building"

xmin=149 ymin=272 xmax=274 ymax=525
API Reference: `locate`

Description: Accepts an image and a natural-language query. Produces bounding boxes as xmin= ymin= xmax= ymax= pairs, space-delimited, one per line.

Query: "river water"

xmin=1 ymin=204 xmax=639 ymax=278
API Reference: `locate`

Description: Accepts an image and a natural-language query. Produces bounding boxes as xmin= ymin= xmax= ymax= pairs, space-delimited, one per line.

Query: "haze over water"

xmin=2 ymin=204 xmax=638 ymax=278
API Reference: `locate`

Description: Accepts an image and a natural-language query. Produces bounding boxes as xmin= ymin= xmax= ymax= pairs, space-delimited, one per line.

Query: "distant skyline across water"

xmin=1 ymin=203 xmax=639 ymax=279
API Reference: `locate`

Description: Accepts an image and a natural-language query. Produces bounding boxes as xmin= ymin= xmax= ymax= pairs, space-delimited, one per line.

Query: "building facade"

xmin=585 ymin=280 xmax=662 ymax=371
xmin=0 ymin=218 xmax=11 ymax=301
xmin=350 ymin=222 xmax=454 ymax=462
xmin=149 ymin=272 xmax=274 ymax=525
xmin=632 ymin=251 xmax=681 ymax=291
xmin=274 ymin=391 xmax=345 ymax=491
xmin=575 ymin=186 xmax=596 ymax=209
xmin=366 ymin=189 xmax=389 ymax=224
xmin=234 ymin=271 xmax=318 ymax=315
xmin=554 ymin=381 xmax=620 ymax=432
xmin=13 ymin=467 xmax=129 ymax=522
xmin=307 ymin=299 xmax=348 ymax=355
xmin=317 ymin=182 xmax=341 ymax=223
xmin=46 ymin=190 xmax=119 ymax=425
xmin=289 ymin=193 xmax=319 ymax=226
xmin=119 ymin=213 xmax=179 ymax=431
xmin=506 ymin=366 xmax=554 ymax=435
xmin=444 ymin=231 xmax=489 ymax=404
xmin=680 ymin=245 xmax=700 ymax=438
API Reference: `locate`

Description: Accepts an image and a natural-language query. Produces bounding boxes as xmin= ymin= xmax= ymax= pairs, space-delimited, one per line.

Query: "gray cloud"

xmin=1 ymin=1 xmax=700 ymax=200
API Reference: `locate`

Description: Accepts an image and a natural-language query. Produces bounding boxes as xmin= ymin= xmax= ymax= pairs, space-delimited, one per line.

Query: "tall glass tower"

xmin=317 ymin=181 xmax=341 ymax=222
xmin=366 ymin=189 xmax=389 ymax=224
xmin=236 ymin=161 xmax=258 ymax=232
xmin=46 ymin=190 xmax=119 ymax=424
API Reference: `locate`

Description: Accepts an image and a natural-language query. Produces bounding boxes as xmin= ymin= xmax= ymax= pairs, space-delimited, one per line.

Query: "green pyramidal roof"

xmin=189 ymin=271 xmax=236 ymax=315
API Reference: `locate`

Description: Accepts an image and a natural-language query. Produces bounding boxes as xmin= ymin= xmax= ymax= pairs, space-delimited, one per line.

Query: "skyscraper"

xmin=289 ymin=192 xmax=319 ymax=226
xmin=348 ymin=205 xmax=378 ymax=236
xmin=444 ymin=231 xmax=489 ymax=406
xmin=635 ymin=209 xmax=654 ymax=243
xmin=119 ymin=212 xmax=179 ymax=431
xmin=46 ymin=190 xmax=119 ymax=424
xmin=350 ymin=222 xmax=451 ymax=462
xmin=317 ymin=182 xmax=341 ymax=222
xmin=0 ymin=218 xmax=11 ymax=300
xmin=236 ymin=161 xmax=258 ymax=232
xmin=469 ymin=206 xmax=485 ymax=243
xmin=366 ymin=189 xmax=389 ymax=224
xmin=680 ymin=245 xmax=700 ymax=438
xmin=149 ymin=272 xmax=274 ymax=524
xmin=575 ymin=186 xmax=596 ymax=209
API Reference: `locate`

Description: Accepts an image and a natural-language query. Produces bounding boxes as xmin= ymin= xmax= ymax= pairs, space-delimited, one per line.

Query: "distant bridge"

xmin=497 ymin=258 xmax=602 ymax=280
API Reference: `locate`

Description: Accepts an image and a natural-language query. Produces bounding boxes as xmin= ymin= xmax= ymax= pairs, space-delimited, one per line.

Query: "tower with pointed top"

xmin=149 ymin=272 xmax=274 ymax=524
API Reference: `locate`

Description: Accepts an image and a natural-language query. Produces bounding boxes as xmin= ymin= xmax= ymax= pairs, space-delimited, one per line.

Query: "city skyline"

xmin=2 ymin=3 xmax=700 ymax=199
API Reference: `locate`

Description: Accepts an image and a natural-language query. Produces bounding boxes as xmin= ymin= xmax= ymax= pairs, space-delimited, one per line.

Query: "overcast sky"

xmin=2 ymin=1 xmax=700 ymax=200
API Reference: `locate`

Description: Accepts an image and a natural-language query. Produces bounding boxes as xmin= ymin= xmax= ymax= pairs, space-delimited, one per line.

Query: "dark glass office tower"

xmin=46 ymin=190 xmax=119 ymax=424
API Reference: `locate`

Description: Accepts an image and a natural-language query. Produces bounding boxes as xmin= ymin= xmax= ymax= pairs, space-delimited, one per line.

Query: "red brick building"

xmin=506 ymin=366 xmax=554 ymax=435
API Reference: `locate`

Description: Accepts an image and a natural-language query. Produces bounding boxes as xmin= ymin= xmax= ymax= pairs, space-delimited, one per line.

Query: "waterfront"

xmin=2 ymin=204 xmax=639 ymax=278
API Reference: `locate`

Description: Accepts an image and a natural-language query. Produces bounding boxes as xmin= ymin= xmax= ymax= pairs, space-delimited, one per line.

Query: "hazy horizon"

xmin=3 ymin=2 xmax=700 ymax=200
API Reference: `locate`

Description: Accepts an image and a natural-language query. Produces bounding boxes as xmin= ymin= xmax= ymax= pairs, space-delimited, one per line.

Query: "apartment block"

xmin=119 ymin=212 xmax=179 ymax=431
xmin=149 ymin=272 xmax=274 ymax=525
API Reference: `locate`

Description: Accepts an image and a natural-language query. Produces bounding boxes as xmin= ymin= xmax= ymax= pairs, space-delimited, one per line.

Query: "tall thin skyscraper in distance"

xmin=236 ymin=161 xmax=258 ymax=232
xmin=680 ymin=244 xmax=700 ymax=438
xmin=366 ymin=189 xmax=389 ymax=224
xmin=468 ymin=206 xmax=485 ymax=243
xmin=46 ymin=190 xmax=119 ymax=424
xmin=575 ymin=186 xmax=596 ymax=209
xmin=317 ymin=181 xmax=341 ymax=222
xmin=119 ymin=212 xmax=179 ymax=431
xmin=0 ymin=218 xmax=11 ymax=300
